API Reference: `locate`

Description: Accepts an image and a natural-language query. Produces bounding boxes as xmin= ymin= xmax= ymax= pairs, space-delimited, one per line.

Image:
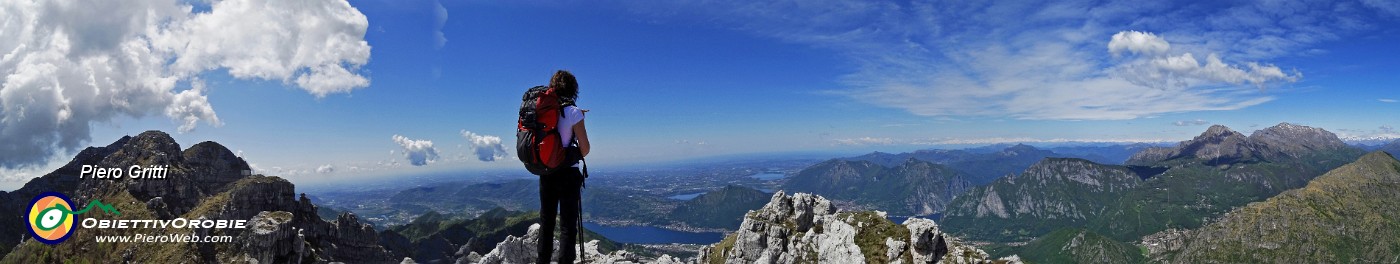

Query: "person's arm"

xmin=573 ymin=119 xmax=590 ymax=157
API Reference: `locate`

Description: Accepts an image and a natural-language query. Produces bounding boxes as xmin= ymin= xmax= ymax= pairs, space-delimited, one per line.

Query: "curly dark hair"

xmin=550 ymin=70 xmax=578 ymax=105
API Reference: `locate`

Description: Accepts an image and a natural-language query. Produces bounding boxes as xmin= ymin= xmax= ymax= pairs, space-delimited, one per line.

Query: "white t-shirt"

xmin=559 ymin=105 xmax=584 ymax=167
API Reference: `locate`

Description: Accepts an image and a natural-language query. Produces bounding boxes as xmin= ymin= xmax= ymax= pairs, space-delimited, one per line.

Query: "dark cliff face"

xmin=0 ymin=130 xmax=392 ymax=263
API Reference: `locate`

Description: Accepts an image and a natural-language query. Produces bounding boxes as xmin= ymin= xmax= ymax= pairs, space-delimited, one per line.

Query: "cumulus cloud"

xmin=460 ymin=130 xmax=508 ymax=162
xmin=392 ymin=135 xmax=439 ymax=166
xmin=1173 ymin=119 xmax=1209 ymax=126
xmin=1113 ymin=34 xmax=1301 ymax=90
xmin=615 ymin=0 xmax=1390 ymax=121
xmin=316 ymin=164 xmax=335 ymax=174
xmin=0 ymin=0 xmax=371 ymax=169
xmin=1109 ymin=31 xmax=1170 ymax=56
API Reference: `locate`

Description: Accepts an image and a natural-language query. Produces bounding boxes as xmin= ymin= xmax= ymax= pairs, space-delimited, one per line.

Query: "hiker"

xmin=536 ymin=70 xmax=589 ymax=263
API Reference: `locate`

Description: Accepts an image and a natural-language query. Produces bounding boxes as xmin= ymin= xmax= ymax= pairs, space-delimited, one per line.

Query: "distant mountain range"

xmin=843 ymin=143 xmax=1112 ymax=185
xmin=788 ymin=143 xmax=1154 ymax=217
xmin=942 ymin=123 xmax=1365 ymax=242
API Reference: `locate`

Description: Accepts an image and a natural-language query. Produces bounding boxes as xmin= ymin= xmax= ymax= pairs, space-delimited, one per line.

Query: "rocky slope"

xmin=698 ymin=191 xmax=1019 ymax=264
xmin=1148 ymin=151 xmax=1400 ymax=263
xmin=940 ymin=158 xmax=1145 ymax=240
xmin=784 ymin=159 xmax=971 ymax=216
xmin=0 ymin=131 xmax=393 ymax=263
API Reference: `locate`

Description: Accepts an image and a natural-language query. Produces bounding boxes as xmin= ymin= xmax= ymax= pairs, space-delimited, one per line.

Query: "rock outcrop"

xmin=471 ymin=224 xmax=684 ymax=264
xmin=698 ymin=191 xmax=1018 ymax=264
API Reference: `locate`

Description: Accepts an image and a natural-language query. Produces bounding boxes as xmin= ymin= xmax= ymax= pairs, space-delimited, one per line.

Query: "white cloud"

xmin=392 ymin=134 xmax=439 ymax=166
xmin=1380 ymin=98 xmax=1398 ymax=103
xmin=1173 ymin=119 xmax=1209 ymax=126
xmin=615 ymin=0 xmax=1388 ymax=121
xmin=1109 ymin=31 xmax=1170 ymax=56
xmin=0 ymin=0 xmax=371 ymax=170
xmin=316 ymin=164 xmax=335 ymax=174
xmin=459 ymin=130 xmax=508 ymax=162
xmin=433 ymin=0 xmax=449 ymax=49
xmin=1116 ymin=48 xmax=1301 ymax=90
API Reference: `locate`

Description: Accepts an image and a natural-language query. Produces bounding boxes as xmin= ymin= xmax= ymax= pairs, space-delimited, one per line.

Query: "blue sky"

xmin=2 ymin=0 xmax=1398 ymax=189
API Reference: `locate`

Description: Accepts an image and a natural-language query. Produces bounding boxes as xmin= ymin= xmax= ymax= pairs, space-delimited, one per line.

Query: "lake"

xmin=582 ymin=222 xmax=724 ymax=244
xmin=885 ymin=213 xmax=942 ymax=224
xmin=748 ymin=172 xmax=785 ymax=180
xmin=667 ymin=192 xmax=704 ymax=200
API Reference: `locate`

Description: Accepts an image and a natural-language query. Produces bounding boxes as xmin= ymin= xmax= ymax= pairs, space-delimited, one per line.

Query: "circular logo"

xmin=28 ymin=192 xmax=76 ymax=244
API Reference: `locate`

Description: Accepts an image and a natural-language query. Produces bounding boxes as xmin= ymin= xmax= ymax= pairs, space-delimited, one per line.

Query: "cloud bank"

xmin=0 ymin=0 xmax=372 ymax=169
xmin=393 ymin=135 xmax=439 ymax=166
xmin=460 ymin=130 xmax=508 ymax=162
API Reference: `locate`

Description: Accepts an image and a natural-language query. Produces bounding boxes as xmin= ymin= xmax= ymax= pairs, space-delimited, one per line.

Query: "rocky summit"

xmin=1126 ymin=123 xmax=1351 ymax=166
xmin=0 ymin=131 xmax=393 ymax=263
xmin=698 ymin=191 xmax=1019 ymax=264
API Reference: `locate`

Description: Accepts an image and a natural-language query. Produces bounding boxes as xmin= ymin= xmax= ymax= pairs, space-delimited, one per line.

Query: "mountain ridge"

xmin=784 ymin=158 xmax=971 ymax=215
xmin=1150 ymin=151 xmax=1400 ymax=263
xmin=1 ymin=131 xmax=394 ymax=263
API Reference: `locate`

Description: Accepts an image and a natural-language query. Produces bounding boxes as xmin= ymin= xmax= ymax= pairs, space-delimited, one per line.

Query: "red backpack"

xmin=517 ymin=85 xmax=569 ymax=175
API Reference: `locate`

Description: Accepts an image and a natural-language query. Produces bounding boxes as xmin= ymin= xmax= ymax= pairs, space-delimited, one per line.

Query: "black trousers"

xmin=538 ymin=167 xmax=583 ymax=264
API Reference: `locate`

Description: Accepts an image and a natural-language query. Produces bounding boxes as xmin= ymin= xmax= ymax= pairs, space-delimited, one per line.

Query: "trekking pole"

xmin=578 ymin=158 xmax=587 ymax=264
xmin=578 ymin=197 xmax=585 ymax=263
